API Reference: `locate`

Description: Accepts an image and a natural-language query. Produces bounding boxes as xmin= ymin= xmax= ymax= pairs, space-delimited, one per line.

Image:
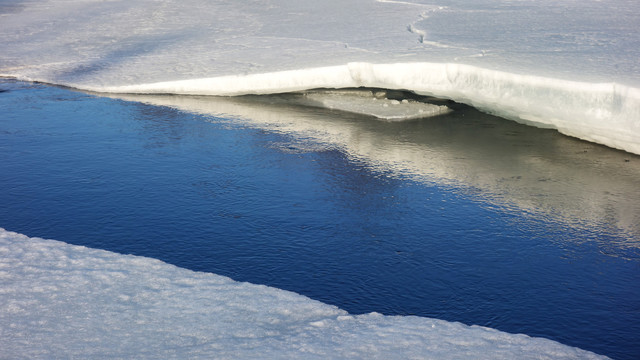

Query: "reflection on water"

xmin=2 ymin=80 xmax=640 ymax=359
xmin=108 ymin=90 xmax=640 ymax=251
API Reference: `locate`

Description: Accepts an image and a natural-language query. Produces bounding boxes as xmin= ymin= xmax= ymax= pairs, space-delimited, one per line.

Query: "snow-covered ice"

xmin=0 ymin=228 xmax=609 ymax=359
xmin=0 ymin=0 xmax=639 ymax=154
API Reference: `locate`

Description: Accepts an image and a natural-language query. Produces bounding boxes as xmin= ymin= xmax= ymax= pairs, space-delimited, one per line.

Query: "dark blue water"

xmin=1 ymin=79 xmax=639 ymax=359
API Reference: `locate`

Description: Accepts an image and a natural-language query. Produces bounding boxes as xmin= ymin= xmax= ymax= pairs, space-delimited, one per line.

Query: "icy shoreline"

xmin=88 ymin=62 xmax=640 ymax=155
xmin=0 ymin=0 xmax=640 ymax=154
xmin=2 ymin=0 xmax=638 ymax=155
xmin=0 ymin=228 xmax=609 ymax=359
xmin=6 ymin=61 xmax=640 ymax=155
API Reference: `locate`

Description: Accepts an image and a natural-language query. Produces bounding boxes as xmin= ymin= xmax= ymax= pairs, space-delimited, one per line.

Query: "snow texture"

xmin=0 ymin=229 xmax=609 ymax=359
xmin=0 ymin=0 xmax=638 ymax=154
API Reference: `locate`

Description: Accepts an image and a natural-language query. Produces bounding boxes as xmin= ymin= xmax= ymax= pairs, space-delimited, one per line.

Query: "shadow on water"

xmin=2 ymin=79 xmax=639 ymax=359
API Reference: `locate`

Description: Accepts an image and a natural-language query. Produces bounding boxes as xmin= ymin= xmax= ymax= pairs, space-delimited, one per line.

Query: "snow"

xmin=98 ymin=62 xmax=640 ymax=153
xmin=0 ymin=228 xmax=608 ymax=359
xmin=0 ymin=0 xmax=638 ymax=154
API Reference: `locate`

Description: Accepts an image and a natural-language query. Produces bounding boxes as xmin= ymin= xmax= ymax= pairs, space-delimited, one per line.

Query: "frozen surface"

xmin=263 ymin=89 xmax=452 ymax=120
xmin=0 ymin=228 xmax=609 ymax=359
xmin=0 ymin=0 xmax=639 ymax=153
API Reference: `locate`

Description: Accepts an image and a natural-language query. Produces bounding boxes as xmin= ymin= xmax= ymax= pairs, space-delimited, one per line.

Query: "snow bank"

xmin=98 ymin=62 xmax=640 ymax=154
xmin=0 ymin=228 xmax=608 ymax=359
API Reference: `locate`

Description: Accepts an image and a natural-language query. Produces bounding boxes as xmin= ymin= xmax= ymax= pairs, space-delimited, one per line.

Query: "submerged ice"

xmin=248 ymin=88 xmax=452 ymax=121
xmin=0 ymin=0 xmax=638 ymax=153
xmin=0 ymin=229 xmax=609 ymax=359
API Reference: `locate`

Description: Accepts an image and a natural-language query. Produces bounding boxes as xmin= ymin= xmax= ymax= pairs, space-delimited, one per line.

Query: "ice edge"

xmin=92 ymin=62 xmax=640 ymax=156
xmin=0 ymin=228 xmax=610 ymax=359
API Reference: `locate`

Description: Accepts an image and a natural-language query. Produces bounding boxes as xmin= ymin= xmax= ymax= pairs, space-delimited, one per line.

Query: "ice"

xmin=97 ymin=62 xmax=640 ymax=153
xmin=301 ymin=90 xmax=451 ymax=121
xmin=0 ymin=228 xmax=608 ymax=359
xmin=242 ymin=88 xmax=452 ymax=121
xmin=0 ymin=0 xmax=638 ymax=153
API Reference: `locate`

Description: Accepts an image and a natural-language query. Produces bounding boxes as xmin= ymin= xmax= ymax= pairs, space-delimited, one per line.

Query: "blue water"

xmin=1 ymin=79 xmax=639 ymax=359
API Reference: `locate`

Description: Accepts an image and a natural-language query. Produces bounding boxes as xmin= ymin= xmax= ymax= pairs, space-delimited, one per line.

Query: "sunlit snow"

xmin=0 ymin=229 xmax=608 ymax=359
xmin=0 ymin=0 xmax=638 ymax=153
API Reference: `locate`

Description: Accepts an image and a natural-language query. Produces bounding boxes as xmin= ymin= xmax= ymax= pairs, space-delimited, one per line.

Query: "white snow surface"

xmin=1 ymin=0 xmax=639 ymax=154
xmin=0 ymin=228 xmax=608 ymax=359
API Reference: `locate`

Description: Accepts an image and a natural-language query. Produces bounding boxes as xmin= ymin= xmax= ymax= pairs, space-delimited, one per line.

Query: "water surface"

xmin=1 ymin=79 xmax=639 ymax=359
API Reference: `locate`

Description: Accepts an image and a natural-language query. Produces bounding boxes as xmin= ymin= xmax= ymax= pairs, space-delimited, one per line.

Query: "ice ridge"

xmin=95 ymin=62 xmax=640 ymax=155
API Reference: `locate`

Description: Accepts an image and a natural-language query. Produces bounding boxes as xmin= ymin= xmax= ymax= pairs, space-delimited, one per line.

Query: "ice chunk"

xmin=250 ymin=89 xmax=452 ymax=121
xmin=300 ymin=90 xmax=450 ymax=120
